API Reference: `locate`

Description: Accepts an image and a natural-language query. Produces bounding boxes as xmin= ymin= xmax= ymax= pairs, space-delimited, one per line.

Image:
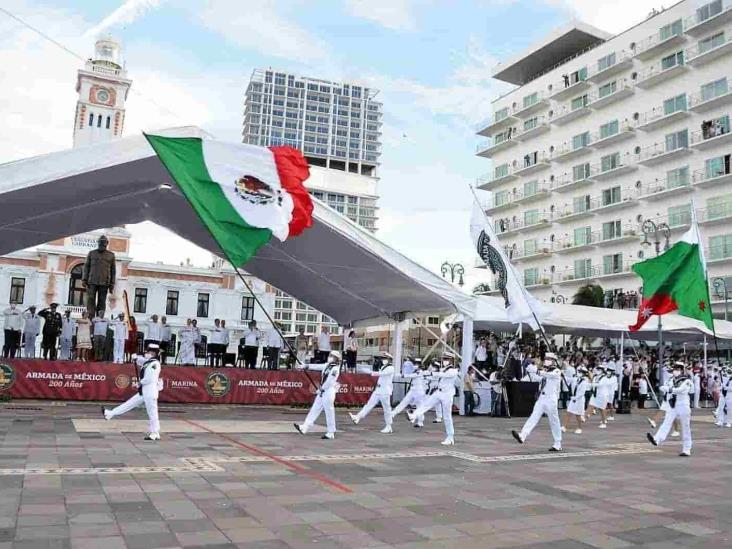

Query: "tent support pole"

xmin=392 ymin=316 xmax=405 ymax=375
xmin=412 ymin=318 xmax=462 ymax=360
xmin=460 ymin=317 xmax=474 ymax=416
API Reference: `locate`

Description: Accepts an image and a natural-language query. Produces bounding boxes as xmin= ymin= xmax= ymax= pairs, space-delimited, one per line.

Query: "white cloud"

xmin=344 ymin=0 xmax=417 ymax=31
xmin=546 ymin=0 xmax=670 ymax=34
xmin=197 ymin=0 xmax=329 ymax=63
xmin=84 ymin=0 xmax=166 ymax=39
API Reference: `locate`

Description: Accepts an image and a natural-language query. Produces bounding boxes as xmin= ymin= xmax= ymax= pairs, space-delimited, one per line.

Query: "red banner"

xmin=0 ymin=360 xmax=376 ymax=406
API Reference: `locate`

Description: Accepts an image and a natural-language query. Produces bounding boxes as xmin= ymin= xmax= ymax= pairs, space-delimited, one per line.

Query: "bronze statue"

xmin=83 ymin=235 xmax=116 ymax=319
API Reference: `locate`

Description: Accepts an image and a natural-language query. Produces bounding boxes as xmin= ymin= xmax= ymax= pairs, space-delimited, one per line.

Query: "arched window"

xmin=106 ymin=116 xmax=111 ymax=129
xmin=97 ymin=115 xmax=102 ymax=128
xmin=88 ymin=113 xmax=94 ymax=126
xmin=68 ymin=265 xmax=85 ymax=306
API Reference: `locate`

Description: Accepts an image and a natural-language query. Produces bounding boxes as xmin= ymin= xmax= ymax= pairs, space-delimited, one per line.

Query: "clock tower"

xmin=73 ymin=37 xmax=132 ymax=148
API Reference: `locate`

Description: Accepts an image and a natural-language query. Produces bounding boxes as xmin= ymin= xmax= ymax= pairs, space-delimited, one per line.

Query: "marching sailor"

xmin=349 ymin=357 xmax=395 ymax=433
xmin=716 ymin=367 xmax=732 ymax=427
xmin=103 ymin=343 xmax=163 ymax=441
xmin=562 ymin=365 xmax=590 ymax=434
xmin=713 ymin=366 xmax=729 ymax=426
xmin=512 ymin=352 xmax=563 ymax=452
xmin=409 ymin=360 xmax=458 ymax=445
xmin=390 ymin=359 xmax=428 ymax=428
xmin=586 ymin=366 xmax=613 ymax=429
xmin=647 ymin=361 xmax=693 ymax=457
xmin=294 ymin=351 xmax=341 ymax=439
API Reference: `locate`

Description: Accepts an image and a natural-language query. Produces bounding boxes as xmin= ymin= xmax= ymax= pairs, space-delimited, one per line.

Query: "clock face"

xmin=96 ymin=89 xmax=110 ymax=104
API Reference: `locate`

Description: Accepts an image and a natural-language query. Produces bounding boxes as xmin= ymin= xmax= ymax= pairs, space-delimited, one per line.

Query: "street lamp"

xmin=551 ymin=294 xmax=566 ymax=304
xmin=713 ymin=277 xmax=730 ymax=362
xmin=441 ymin=261 xmax=465 ymax=287
xmin=641 ymin=219 xmax=672 ymax=375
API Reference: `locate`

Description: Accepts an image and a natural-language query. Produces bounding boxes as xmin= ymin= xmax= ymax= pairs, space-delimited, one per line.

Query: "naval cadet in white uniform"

xmin=647 ymin=361 xmax=693 ymax=457
xmin=512 ymin=353 xmax=563 ymax=452
xmin=390 ymin=361 xmax=428 ymax=428
xmin=349 ymin=359 xmax=395 ymax=433
xmin=294 ymin=350 xmax=341 ymax=439
xmin=103 ymin=343 xmax=163 ymax=441
xmin=409 ymin=362 xmax=459 ymax=445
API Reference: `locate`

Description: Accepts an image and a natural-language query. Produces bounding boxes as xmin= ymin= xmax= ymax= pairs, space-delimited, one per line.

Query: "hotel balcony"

xmin=687 ymin=28 xmax=732 ymax=66
xmin=512 ymin=92 xmax=550 ymax=119
xmin=697 ymin=204 xmax=732 ymax=225
xmin=708 ymin=244 xmax=732 ymax=264
xmin=689 ymin=82 xmax=732 ymax=112
xmin=513 ymin=186 xmax=550 ymax=205
xmin=485 ymin=197 xmax=515 ymax=215
xmin=639 ymin=177 xmax=693 ymax=200
xmin=692 ymin=166 xmax=732 ymax=187
xmin=554 ymin=233 xmax=599 ymax=254
xmin=690 ymin=125 xmax=732 ymax=149
xmin=589 ymin=80 xmax=635 ymax=109
xmin=517 ymin=116 xmax=551 ymax=141
xmin=556 ymin=262 xmax=638 ymax=284
xmin=588 ymin=156 xmax=638 ymax=180
xmin=514 ymin=153 xmax=551 ymax=176
xmin=637 ymin=141 xmax=693 ymax=167
xmin=634 ymin=29 xmax=686 ymax=61
xmin=551 ymin=138 xmax=593 ymax=163
xmin=595 ymin=225 xmax=640 ymax=246
xmin=494 ymin=216 xmax=552 ymax=237
xmin=685 ymin=2 xmax=732 ymax=37
xmin=552 ymin=97 xmax=594 ymax=126
xmin=550 ymin=170 xmax=594 ymax=193
xmin=555 ymin=197 xmax=600 ymax=223
xmin=592 ymin=192 xmax=636 ymax=215
xmin=476 ymin=167 xmax=518 ymax=190
xmin=549 ymin=76 xmax=591 ymax=102
xmin=591 ymin=121 xmax=635 ymax=149
xmin=475 ymin=134 xmax=518 ymax=158
xmin=587 ymin=51 xmax=634 ymax=83
xmin=635 ymin=60 xmax=689 ymax=89
xmin=476 ymin=112 xmax=518 ymax=137
xmin=637 ymin=105 xmax=690 ymax=131
xmin=510 ymin=245 xmax=553 ymax=262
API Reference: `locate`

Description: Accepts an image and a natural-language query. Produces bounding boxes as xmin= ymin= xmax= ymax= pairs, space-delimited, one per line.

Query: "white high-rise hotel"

xmin=477 ymin=0 xmax=732 ymax=315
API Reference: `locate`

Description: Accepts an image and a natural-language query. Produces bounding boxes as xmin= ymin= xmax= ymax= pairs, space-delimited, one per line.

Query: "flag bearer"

xmin=294 ymin=351 xmax=341 ymax=440
xmin=409 ymin=361 xmax=459 ymax=445
xmin=647 ymin=362 xmax=693 ymax=457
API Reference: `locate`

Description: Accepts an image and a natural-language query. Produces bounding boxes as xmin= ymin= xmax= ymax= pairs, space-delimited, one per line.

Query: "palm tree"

xmin=572 ymin=283 xmax=604 ymax=307
xmin=472 ymin=283 xmax=491 ymax=295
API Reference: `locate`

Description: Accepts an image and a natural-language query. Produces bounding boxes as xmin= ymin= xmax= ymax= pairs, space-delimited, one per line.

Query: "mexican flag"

xmin=145 ymin=134 xmax=313 ymax=266
xmin=629 ymin=213 xmax=714 ymax=332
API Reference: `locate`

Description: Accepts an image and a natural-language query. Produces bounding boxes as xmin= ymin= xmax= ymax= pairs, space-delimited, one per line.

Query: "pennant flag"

xmin=469 ymin=200 xmax=549 ymax=329
xmin=629 ymin=211 xmax=714 ymax=332
xmin=145 ymin=134 xmax=313 ymax=266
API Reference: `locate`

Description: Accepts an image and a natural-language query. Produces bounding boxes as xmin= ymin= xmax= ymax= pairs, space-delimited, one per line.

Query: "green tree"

xmin=572 ymin=283 xmax=604 ymax=307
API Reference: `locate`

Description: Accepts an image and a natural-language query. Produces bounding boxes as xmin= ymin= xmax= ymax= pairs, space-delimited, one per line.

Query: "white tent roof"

xmin=471 ymin=296 xmax=732 ymax=341
xmin=0 ymin=127 xmax=473 ymax=326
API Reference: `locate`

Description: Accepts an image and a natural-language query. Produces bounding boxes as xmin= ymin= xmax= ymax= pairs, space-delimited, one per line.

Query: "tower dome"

xmin=92 ymin=37 xmax=123 ymax=70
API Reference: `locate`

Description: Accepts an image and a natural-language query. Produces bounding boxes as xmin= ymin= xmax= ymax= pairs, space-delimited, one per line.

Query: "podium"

xmin=506 ymin=381 xmax=538 ymax=417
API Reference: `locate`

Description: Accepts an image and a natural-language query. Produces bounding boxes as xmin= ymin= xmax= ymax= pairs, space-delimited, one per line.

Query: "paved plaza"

xmin=0 ymin=401 xmax=731 ymax=549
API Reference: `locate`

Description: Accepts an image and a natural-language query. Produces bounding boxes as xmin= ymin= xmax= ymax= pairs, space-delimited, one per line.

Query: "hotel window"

xmin=701 ymin=77 xmax=729 ymax=102
xmin=705 ymin=154 xmax=732 ymax=178
xmin=573 ymin=194 xmax=592 ymax=213
xmin=574 ymin=226 xmax=591 ymax=246
xmin=569 ymin=67 xmax=587 ymax=84
xmin=524 ymin=179 xmax=539 ymax=196
xmin=668 ymin=203 xmax=691 ymax=227
xmin=494 ymin=163 xmax=510 ymax=179
xmin=241 ymin=297 xmax=255 ymax=321
xmin=524 ymin=268 xmax=539 ymax=286
xmin=574 ymin=258 xmax=592 ymax=279
xmin=603 ymin=253 xmax=623 ymax=275
xmin=572 ymin=131 xmax=590 ymax=150
xmin=9 ymin=277 xmax=25 ymax=305
xmin=573 ymin=162 xmax=591 ymax=181
xmin=524 ymin=239 xmax=537 ymax=254
xmin=699 ymin=31 xmax=725 ymax=54
xmin=663 ymin=93 xmax=687 ymax=115
xmin=524 ymin=209 xmax=539 ymax=225
xmin=601 ymin=186 xmax=621 ymax=206
xmin=602 ymin=220 xmax=621 ymax=240
xmin=710 ymin=234 xmax=732 ymax=260
xmin=667 ymin=166 xmax=690 ymax=188
xmin=522 ymin=92 xmax=538 ymax=109
xmin=659 ymin=19 xmax=683 ymax=41
xmin=600 ymin=120 xmax=619 ymax=139
xmin=494 ymin=190 xmax=510 ymax=207
xmin=524 ymin=116 xmax=539 ymax=131
xmin=598 ymin=81 xmax=617 ymax=99
xmin=665 ymin=129 xmax=688 ymax=151
xmin=133 ymin=288 xmax=148 ymax=314
xmin=597 ymin=52 xmax=616 ymax=72
xmin=600 ymin=152 xmax=620 ymax=172
xmin=165 ymin=290 xmax=179 ymax=316
xmin=697 ymin=0 xmax=722 ymax=23
xmin=196 ymin=293 xmax=210 ymax=318
xmin=706 ymin=194 xmax=732 ymax=221
xmin=661 ymin=51 xmax=684 ymax=71
xmin=570 ymin=94 xmax=589 ymax=111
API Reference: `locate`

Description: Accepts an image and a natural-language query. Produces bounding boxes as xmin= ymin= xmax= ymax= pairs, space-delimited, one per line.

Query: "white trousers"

xmin=392 ymin=390 xmax=425 ymax=426
xmin=414 ymin=391 xmax=454 ymax=439
xmin=107 ymin=392 xmax=160 ymax=435
xmin=303 ymin=389 xmax=336 ymax=434
xmin=693 ymin=390 xmax=701 ymax=408
xmin=716 ymin=394 xmax=727 ymax=422
xmin=59 ymin=337 xmax=73 ymax=360
xmin=655 ymin=406 xmax=692 ymax=453
xmin=520 ymin=398 xmax=562 ymax=448
xmin=355 ymin=391 xmax=392 ymax=426
xmin=23 ymin=334 xmax=35 ymax=358
xmin=112 ymin=338 xmax=125 ymax=364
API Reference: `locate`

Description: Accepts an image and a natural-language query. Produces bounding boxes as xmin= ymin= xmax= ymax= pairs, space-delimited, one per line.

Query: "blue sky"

xmin=0 ymin=0 xmax=663 ymax=289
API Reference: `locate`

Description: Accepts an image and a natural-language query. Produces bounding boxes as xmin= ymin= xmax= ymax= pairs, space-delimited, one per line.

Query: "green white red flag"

xmin=629 ymin=211 xmax=714 ymax=332
xmin=145 ymin=134 xmax=313 ymax=267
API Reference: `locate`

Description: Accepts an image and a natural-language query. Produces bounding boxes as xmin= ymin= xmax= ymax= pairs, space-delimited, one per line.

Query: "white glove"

xmin=131 ymin=353 xmax=138 ymax=361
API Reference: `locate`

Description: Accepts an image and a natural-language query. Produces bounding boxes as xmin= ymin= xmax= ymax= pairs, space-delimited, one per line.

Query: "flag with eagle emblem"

xmin=145 ymin=134 xmax=313 ymax=266
xmin=629 ymin=209 xmax=714 ymax=332
xmin=469 ymin=200 xmax=548 ymax=329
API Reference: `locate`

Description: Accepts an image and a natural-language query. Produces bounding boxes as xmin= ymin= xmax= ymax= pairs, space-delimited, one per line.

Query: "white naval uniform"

xmin=652 ymin=375 xmax=693 ymax=454
xmin=718 ymin=377 xmax=732 ymax=426
xmin=111 ymin=320 xmax=128 ymax=364
xmin=412 ymin=367 xmax=458 ymax=442
xmin=59 ymin=317 xmax=76 ymax=360
xmin=519 ymin=369 xmax=562 ymax=449
xmin=659 ymin=377 xmax=674 ymax=413
xmin=693 ymin=373 xmax=701 ymax=409
xmin=300 ymin=362 xmax=340 ymax=435
xmin=353 ymin=364 xmax=395 ymax=427
xmin=106 ymin=356 xmax=163 ymax=436
xmin=179 ymin=327 xmax=197 ymax=365
xmin=714 ymin=372 xmax=729 ymax=424
xmin=589 ymin=375 xmax=612 ymax=409
xmin=567 ymin=375 xmax=590 ymax=417
xmin=22 ymin=313 xmax=41 ymax=358
xmin=391 ymin=370 xmax=428 ymax=426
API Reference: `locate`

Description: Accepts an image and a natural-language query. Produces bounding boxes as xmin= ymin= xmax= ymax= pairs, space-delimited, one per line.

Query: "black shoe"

xmin=294 ymin=423 xmax=303 ymax=434
xmin=100 ymin=405 xmax=106 ymax=418
xmin=646 ymin=433 xmax=657 ymax=446
xmin=511 ymin=430 xmax=523 ymax=444
xmin=548 ymin=447 xmax=561 ymax=452
xmin=413 ymin=424 xmax=422 ymax=429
